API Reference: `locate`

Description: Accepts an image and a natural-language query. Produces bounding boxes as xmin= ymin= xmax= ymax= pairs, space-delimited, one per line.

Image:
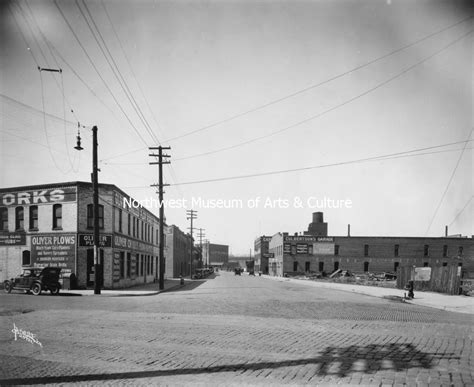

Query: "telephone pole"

xmin=150 ymin=146 xmax=171 ymax=290
xmin=186 ymin=210 xmax=197 ymax=278
xmin=197 ymin=228 xmax=205 ymax=267
xmin=92 ymin=126 xmax=100 ymax=295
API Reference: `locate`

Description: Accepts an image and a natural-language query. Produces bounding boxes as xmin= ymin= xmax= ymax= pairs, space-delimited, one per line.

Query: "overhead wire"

xmin=173 ymin=28 xmax=473 ymax=162
xmin=120 ymin=138 xmax=473 ymax=188
xmin=425 ymin=128 xmax=473 ymax=235
xmin=448 ymin=196 xmax=473 ymax=227
xmin=100 ymin=15 xmax=472 ymax=163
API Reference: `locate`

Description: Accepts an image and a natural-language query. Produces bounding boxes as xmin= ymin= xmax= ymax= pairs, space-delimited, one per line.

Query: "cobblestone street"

xmin=0 ymin=271 xmax=472 ymax=386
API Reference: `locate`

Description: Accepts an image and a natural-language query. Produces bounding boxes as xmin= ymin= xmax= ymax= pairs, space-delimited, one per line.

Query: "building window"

xmin=120 ymin=251 xmax=125 ymax=278
xmin=442 ymin=262 xmax=448 ymax=267
xmin=127 ymin=213 xmax=131 ymax=235
xmin=0 ymin=207 xmax=7 ymax=231
xmin=126 ymin=253 xmax=131 ymax=278
xmin=423 ymin=245 xmax=429 ymax=257
xmin=394 ymin=262 xmax=399 ymax=272
xmin=364 ymin=261 xmax=369 ymax=272
xmin=151 ymin=254 xmax=154 ymax=274
xmin=442 ymin=245 xmax=448 ymax=257
xmin=305 ymin=262 xmax=310 ymax=272
xmin=423 ymin=262 xmax=429 ymax=267
xmin=29 ymin=206 xmax=38 ymax=230
xmin=319 ymin=262 xmax=324 ymax=272
xmin=118 ymin=209 xmax=123 ymax=233
xmin=458 ymin=246 xmax=463 ymax=256
xmin=53 ymin=204 xmax=62 ymax=229
xmin=334 ymin=245 xmax=339 ymax=256
xmin=15 ymin=206 xmax=24 ymax=230
xmin=22 ymin=250 xmax=31 ymax=266
xmin=293 ymin=261 xmax=298 ymax=272
xmin=364 ymin=244 xmax=369 ymax=257
xmin=87 ymin=204 xmax=104 ymax=229
xmin=141 ymin=254 xmax=144 ymax=275
xmin=394 ymin=244 xmax=399 ymax=257
xmin=132 ymin=217 xmax=136 ymax=237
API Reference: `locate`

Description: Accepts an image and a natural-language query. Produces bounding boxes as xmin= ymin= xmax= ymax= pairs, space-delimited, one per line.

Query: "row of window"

xmin=117 ymin=209 xmax=157 ymax=244
xmin=292 ymin=260 xmax=462 ymax=273
xmin=269 ymin=244 xmax=464 ymax=257
xmin=118 ymin=251 xmax=156 ymax=279
xmin=0 ymin=205 xmax=63 ymax=231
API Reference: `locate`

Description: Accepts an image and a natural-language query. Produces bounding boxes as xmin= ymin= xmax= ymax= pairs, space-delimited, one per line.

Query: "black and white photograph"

xmin=0 ymin=0 xmax=473 ymax=385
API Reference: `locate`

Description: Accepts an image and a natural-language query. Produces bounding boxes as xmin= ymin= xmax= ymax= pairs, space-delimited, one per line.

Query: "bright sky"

xmin=0 ymin=0 xmax=472 ymax=255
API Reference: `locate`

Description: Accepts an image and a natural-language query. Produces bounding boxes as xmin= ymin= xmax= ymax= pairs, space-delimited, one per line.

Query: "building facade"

xmin=0 ymin=181 xmax=163 ymax=289
xmin=165 ymin=224 xmax=193 ymax=278
xmin=267 ymin=213 xmax=473 ymax=277
xmin=202 ymin=243 xmax=229 ymax=267
xmin=254 ymin=236 xmax=271 ymax=274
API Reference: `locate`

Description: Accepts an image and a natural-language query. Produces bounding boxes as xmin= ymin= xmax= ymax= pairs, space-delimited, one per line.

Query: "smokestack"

xmin=445 ymin=225 xmax=448 ymax=237
xmin=348 ymin=224 xmax=351 ymax=237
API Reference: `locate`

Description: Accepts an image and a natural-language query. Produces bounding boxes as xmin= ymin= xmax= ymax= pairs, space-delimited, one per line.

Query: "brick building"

xmin=202 ymin=243 xmax=229 ymax=267
xmin=267 ymin=213 xmax=473 ymax=277
xmin=254 ymin=236 xmax=271 ymax=274
xmin=165 ymin=224 xmax=193 ymax=278
xmin=0 ymin=181 xmax=163 ymax=289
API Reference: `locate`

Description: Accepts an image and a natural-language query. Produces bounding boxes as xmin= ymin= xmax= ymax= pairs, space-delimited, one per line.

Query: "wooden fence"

xmin=396 ymin=264 xmax=462 ymax=295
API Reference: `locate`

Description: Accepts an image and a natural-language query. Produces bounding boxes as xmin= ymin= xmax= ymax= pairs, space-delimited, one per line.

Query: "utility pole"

xmin=197 ymin=228 xmax=205 ymax=265
xmin=74 ymin=125 xmax=100 ymax=294
xmin=92 ymin=126 xmax=100 ymax=295
xmin=204 ymin=239 xmax=210 ymax=266
xmin=186 ymin=210 xmax=197 ymax=278
xmin=150 ymin=146 xmax=171 ymax=290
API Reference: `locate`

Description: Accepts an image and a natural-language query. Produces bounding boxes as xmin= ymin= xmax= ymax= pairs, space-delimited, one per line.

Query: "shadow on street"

xmin=0 ymin=343 xmax=456 ymax=385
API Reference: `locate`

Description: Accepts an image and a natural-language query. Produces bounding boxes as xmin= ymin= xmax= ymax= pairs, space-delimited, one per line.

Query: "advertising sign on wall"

xmin=0 ymin=187 xmax=77 ymax=206
xmin=414 ymin=267 xmax=431 ymax=281
xmin=0 ymin=232 xmax=26 ymax=246
xmin=31 ymin=234 xmax=76 ymax=274
xmin=313 ymin=242 xmax=335 ymax=255
xmin=79 ymin=234 xmax=112 ymax=247
xmin=296 ymin=244 xmax=308 ymax=254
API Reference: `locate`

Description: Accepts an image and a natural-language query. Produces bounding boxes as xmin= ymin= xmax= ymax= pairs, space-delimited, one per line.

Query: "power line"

xmin=425 ymin=128 xmax=473 ymax=235
xmin=174 ymin=29 xmax=473 ymax=162
xmin=448 ymin=196 xmax=473 ymax=227
xmin=100 ymin=16 xmax=472 ymax=163
xmin=53 ymin=0 xmax=149 ymax=146
xmin=121 ymin=138 xmax=473 ymax=188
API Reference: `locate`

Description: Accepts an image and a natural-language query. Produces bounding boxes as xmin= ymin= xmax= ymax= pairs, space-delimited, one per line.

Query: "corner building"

xmin=0 ymin=181 xmax=163 ymax=289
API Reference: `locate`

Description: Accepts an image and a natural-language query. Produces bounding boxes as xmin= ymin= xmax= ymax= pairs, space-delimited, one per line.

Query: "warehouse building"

xmin=165 ymin=224 xmax=193 ymax=278
xmin=267 ymin=212 xmax=473 ymax=277
xmin=254 ymin=236 xmax=271 ymax=274
xmin=0 ymin=181 xmax=163 ymax=289
xmin=202 ymin=243 xmax=229 ymax=268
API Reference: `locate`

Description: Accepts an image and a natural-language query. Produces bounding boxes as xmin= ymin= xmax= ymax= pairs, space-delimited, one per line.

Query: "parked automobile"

xmin=4 ymin=267 xmax=62 ymax=296
xmin=234 ymin=268 xmax=242 ymax=275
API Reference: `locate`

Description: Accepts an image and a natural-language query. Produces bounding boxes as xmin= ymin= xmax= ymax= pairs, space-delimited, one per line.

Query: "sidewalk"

xmin=263 ymin=275 xmax=474 ymax=315
xmin=60 ymin=278 xmax=186 ymax=297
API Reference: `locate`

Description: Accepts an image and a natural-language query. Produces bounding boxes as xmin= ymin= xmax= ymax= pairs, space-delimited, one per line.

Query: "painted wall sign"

xmin=414 ymin=267 xmax=431 ymax=281
xmin=31 ymin=234 xmax=76 ymax=274
xmin=283 ymin=243 xmax=291 ymax=254
xmin=113 ymin=251 xmax=121 ymax=282
xmin=313 ymin=243 xmax=335 ymax=255
xmin=0 ymin=232 xmax=26 ymax=246
xmin=316 ymin=237 xmax=334 ymax=242
xmin=0 ymin=187 xmax=77 ymax=206
xmin=296 ymin=244 xmax=308 ymax=254
xmin=79 ymin=234 xmax=112 ymax=247
xmin=285 ymin=236 xmax=316 ymax=242
xmin=113 ymin=235 xmax=154 ymax=254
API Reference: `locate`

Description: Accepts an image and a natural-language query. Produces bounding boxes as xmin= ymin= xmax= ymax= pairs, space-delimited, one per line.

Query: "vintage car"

xmin=4 ymin=267 xmax=62 ymax=296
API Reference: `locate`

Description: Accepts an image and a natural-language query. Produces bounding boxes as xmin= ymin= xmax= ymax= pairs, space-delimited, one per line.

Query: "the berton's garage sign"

xmin=0 ymin=187 xmax=77 ymax=206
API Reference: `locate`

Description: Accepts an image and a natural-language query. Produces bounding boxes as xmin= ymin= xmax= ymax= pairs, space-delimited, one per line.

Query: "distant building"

xmin=254 ymin=236 xmax=271 ymax=274
xmin=0 ymin=181 xmax=162 ymax=289
xmin=202 ymin=243 xmax=229 ymax=267
xmin=266 ymin=213 xmax=473 ymax=277
xmin=165 ymin=225 xmax=193 ymax=278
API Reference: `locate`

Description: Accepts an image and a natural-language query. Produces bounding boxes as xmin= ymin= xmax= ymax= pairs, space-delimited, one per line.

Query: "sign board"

xmin=414 ymin=267 xmax=431 ymax=281
xmin=296 ymin=244 xmax=308 ymax=254
xmin=313 ymin=242 xmax=335 ymax=255
xmin=263 ymin=252 xmax=274 ymax=258
xmin=0 ymin=187 xmax=76 ymax=206
xmin=283 ymin=243 xmax=291 ymax=254
xmin=316 ymin=237 xmax=334 ymax=242
xmin=113 ymin=235 xmax=154 ymax=254
xmin=31 ymin=234 xmax=76 ymax=274
xmin=284 ymin=236 xmax=316 ymax=242
xmin=0 ymin=232 xmax=26 ymax=246
xmin=113 ymin=251 xmax=121 ymax=282
xmin=79 ymin=234 xmax=112 ymax=247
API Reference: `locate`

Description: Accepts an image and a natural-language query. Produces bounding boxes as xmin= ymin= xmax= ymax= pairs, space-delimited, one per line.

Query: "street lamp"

xmin=74 ymin=126 xmax=101 ymax=295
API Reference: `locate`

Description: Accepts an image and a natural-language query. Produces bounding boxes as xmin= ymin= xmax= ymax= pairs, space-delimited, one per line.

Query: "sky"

xmin=0 ymin=0 xmax=472 ymax=255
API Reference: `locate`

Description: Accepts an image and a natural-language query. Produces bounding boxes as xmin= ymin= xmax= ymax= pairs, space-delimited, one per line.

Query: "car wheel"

xmin=4 ymin=282 xmax=12 ymax=293
xmin=50 ymin=287 xmax=60 ymax=295
xmin=31 ymin=283 xmax=42 ymax=296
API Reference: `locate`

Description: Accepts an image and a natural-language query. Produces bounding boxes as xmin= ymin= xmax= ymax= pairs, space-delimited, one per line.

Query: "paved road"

xmin=0 ymin=271 xmax=472 ymax=386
